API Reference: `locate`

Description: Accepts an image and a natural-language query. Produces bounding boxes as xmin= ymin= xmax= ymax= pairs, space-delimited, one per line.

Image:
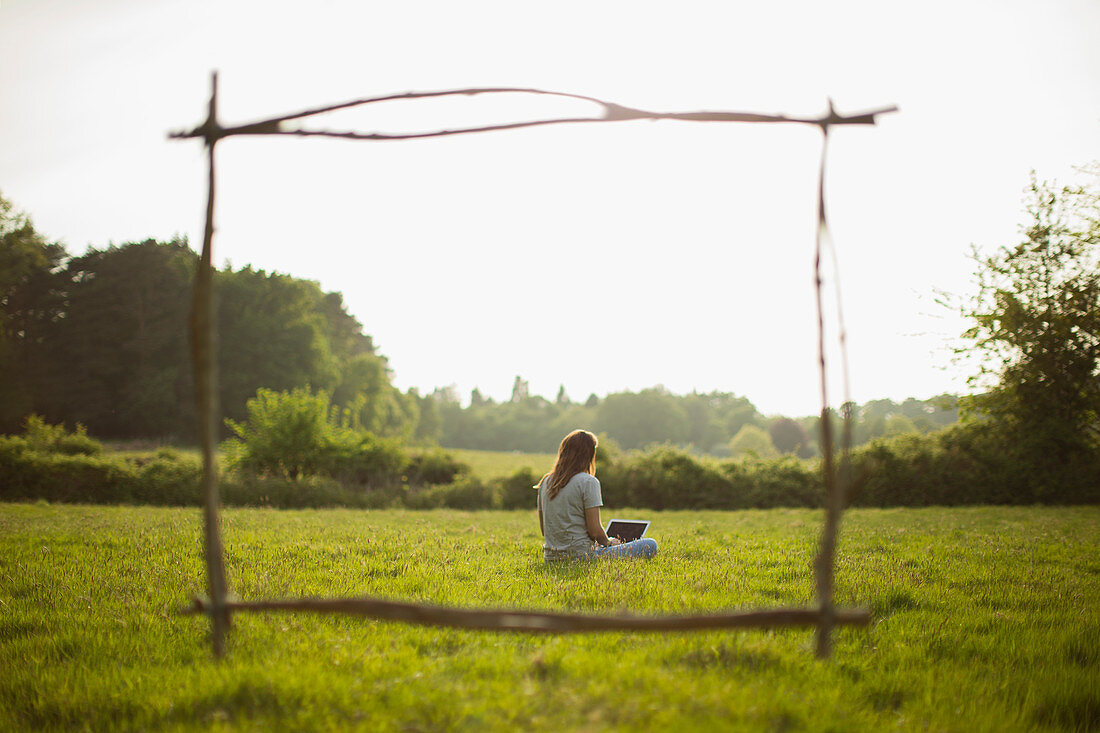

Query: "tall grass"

xmin=2 ymin=504 xmax=1097 ymax=731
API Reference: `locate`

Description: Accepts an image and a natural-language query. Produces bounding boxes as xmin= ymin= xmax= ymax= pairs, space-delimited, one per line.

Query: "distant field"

xmin=2 ymin=503 xmax=1097 ymax=731
xmin=444 ymin=448 xmax=556 ymax=479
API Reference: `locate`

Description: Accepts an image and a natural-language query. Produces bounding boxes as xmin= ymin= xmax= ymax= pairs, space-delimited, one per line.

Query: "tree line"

xmin=0 ymin=190 xmax=956 ymax=454
xmin=430 ymin=378 xmax=959 ymax=456
xmin=3 ymin=161 xmax=1096 ymax=503
xmin=0 ymin=196 xmax=434 ymax=442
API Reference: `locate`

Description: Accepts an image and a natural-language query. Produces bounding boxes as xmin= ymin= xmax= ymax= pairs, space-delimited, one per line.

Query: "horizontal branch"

xmin=181 ymin=595 xmax=871 ymax=633
xmin=167 ymin=85 xmax=897 ymax=143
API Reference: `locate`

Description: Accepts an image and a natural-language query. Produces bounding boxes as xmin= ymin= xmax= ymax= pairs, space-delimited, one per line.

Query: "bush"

xmin=601 ymin=445 xmax=733 ymax=509
xmin=325 ymin=432 xmax=410 ymax=488
xmin=736 ymin=456 xmax=820 ymax=508
xmin=0 ymin=449 xmax=137 ymax=504
xmin=21 ymin=415 xmax=103 ymax=456
xmin=499 ymin=467 xmax=540 ymax=510
xmin=406 ymin=476 xmax=498 ymax=510
xmin=407 ymin=449 xmax=469 ymax=485
xmin=223 ymin=387 xmax=343 ymax=479
xmin=223 ymin=387 xmax=411 ymax=488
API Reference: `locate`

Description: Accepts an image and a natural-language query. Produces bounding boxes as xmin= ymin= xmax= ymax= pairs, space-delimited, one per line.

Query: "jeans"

xmin=593 ymin=537 xmax=658 ymax=559
xmin=543 ymin=537 xmax=659 ymax=562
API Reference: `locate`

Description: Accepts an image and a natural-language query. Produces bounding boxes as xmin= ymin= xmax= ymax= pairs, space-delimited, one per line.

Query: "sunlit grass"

xmin=1 ymin=504 xmax=1097 ymax=731
xmin=446 ymin=448 xmax=556 ymax=479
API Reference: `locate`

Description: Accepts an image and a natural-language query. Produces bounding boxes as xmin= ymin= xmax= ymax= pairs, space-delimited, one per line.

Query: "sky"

xmin=2 ymin=0 xmax=1098 ymax=417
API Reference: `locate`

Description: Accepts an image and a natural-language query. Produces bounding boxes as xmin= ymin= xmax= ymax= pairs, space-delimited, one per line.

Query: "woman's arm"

xmin=584 ymin=506 xmax=620 ymax=547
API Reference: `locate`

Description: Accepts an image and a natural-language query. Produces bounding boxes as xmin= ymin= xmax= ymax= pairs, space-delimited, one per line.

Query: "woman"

xmin=536 ymin=429 xmax=658 ymax=562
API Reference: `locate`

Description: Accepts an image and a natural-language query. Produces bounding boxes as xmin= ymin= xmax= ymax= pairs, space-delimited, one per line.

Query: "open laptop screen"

xmin=605 ymin=519 xmax=650 ymax=542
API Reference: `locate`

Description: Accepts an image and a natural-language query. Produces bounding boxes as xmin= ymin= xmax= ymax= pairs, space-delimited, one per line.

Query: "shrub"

xmin=21 ymin=414 xmax=103 ymax=456
xmin=499 ymin=467 xmax=540 ymax=510
xmin=602 ymin=445 xmax=732 ymax=509
xmin=223 ymin=387 xmax=411 ymax=488
xmin=407 ymin=449 xmax=469 ymax=485
xmin=223 ymin=387 xmax=342 ymax=479
xmin=406 ymin=476 xmax=498 ymax=510
xmin=0 ymin=449 xmax=137 ymax=504
xmin=325 ymin=432 xmax=410 ymax=489
xmin=738 ymin=456 xmax=820 ymax=508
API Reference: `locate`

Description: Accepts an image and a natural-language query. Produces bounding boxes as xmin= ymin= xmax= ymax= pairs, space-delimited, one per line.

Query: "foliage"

xmin=959 ymin=170 xmax=1100 ymax=478
xmin=5 ymin=421 xmax=1097 ymax=510
xmin=0 ymin=225 xmax=421 ymax=441
xmin=435 ymin=383 xmax=959 ymax=457
xmin=594 ymin=387 xmax=691 ymax=449
xmin=223 ymin=387 xmax=409 ymax=488
xmin=20 ymin=414 xmax=102 ymax=456
xmin=0 ymin=193 xmax=67 ymax=432
xmin=42 ymin=239 xmax=196 ymax=438
xmin=767 ymin=417 xmax=811 ymax=456
xmin=406 ymin=448 xmax=469 ymax=485
xmin=405 ymin=475 xmax=498 ymax=511
xmin=499 ymin=467 xmax=540 ymax=509
xmin=2 ymin=504 xmax=1098 ymax=731
xmin=728 ymin=424 xmax=779 ymax=459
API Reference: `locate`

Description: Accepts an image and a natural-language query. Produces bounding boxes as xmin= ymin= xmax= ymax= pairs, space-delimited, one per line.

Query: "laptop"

xmin=604 ymin=518 xmax=650 ymax=543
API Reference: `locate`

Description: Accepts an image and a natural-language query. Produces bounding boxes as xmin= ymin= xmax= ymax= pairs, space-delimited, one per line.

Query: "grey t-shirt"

xmin=537 ymin=472 xmax=603 ymax=558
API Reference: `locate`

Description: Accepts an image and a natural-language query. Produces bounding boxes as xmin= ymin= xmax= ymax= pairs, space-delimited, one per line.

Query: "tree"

xmin=45 ymin=239 xmax=196 ymax=437
xmin=960 ymin=169 xmax=1100 ymax=474
xmin=510 ymin=375 xmax=530 ymax=403
xmin=594 ymin=388 xmax=689 ymax=450
xmin=729 ymin=424 xmax=778 ymax=459
xmin=217 ymin=266 xmax=341 ymax=426
xmin=768 ymin=417 xmax=810 ymax=455
xmin=0 ymin=193 xmax=67 ymax=432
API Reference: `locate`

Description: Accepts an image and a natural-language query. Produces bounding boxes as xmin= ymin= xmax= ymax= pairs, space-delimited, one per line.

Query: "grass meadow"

xmin=436 ymin=448 xmax=557 ymax=479
xmin=1 ymin=503 xmax=1098 ymax=731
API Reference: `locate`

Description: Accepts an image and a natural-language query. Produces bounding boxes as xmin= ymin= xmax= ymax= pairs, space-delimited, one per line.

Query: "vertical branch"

xmin=812 ymin=122 xmax=839 ymax=660
xmin=190 ymin=72 xmax=231 ymax=657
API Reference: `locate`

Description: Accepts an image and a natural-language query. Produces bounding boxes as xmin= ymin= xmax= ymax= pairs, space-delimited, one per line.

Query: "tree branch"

xmin=168 ymin=86 xmax=897 ymax=142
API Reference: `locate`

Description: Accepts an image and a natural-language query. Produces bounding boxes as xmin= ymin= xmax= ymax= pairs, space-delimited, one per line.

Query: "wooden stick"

xmin=167 ymin=86 xmax=897 ymax=143
xmin=811 ymin=122 xmax=840 ymax=660
xmin=190 ymin=71 xmax=231 ymax=658
xmin=182 ymin=596 xmax=870 ymax=633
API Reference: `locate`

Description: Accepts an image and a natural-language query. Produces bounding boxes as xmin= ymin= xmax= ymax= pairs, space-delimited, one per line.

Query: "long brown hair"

xmin=541 ymin=429 xmax=598 ymax=500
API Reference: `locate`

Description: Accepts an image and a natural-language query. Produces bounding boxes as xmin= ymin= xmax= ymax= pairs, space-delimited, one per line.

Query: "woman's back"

xmin=538 ymin=472 xmax=603 ymax=558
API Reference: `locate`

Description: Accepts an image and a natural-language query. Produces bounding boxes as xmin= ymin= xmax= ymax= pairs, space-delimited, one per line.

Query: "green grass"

xmin=447 ymin=448 xmax=556 ymax=479
xmin=2 ymin=504 xmax=1098 ymax=731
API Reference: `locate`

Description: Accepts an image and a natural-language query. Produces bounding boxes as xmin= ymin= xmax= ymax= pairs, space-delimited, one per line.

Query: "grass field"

xmin=446 ymin=448 xmax=556 ymax=479
xmin=2 ymin=503 xmax=1098 ymax=731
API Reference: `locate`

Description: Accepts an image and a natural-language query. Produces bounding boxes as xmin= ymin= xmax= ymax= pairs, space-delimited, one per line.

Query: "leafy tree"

xmin=218 ymin=267 xmax=335 ymax=415
xmin=510 ymin=375 xmax=529 ymax=402
xmin=729 ymin=424 xmax=778 ymax=459
xmin=768 ymin=417 xmax=810 ymax=455
xmin=594 ymin=387 xmax=689 ymax=450
xmin=960 ymin=169 xmax=1100 ymax=483
xmin=0 ymin=193 xmax=67 ymax=431
xmin=222 ymin=386 xmax=408 ymax=485
xmin=412 ymin=389 xmax=442 ymax=443
xmin=45 ymin=239 xmax=196 ymax=438
xmin=884 ymin=414 xmax=918 ymax=437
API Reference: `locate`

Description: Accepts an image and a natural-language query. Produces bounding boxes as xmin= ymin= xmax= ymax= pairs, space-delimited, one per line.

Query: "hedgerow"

xmin=2 ymin=417 xmax=1096 ymax=510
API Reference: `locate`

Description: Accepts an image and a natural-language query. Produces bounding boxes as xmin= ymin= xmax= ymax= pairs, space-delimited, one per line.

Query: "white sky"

xmin=2 ymin=0 xmax=1098 ymax=416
